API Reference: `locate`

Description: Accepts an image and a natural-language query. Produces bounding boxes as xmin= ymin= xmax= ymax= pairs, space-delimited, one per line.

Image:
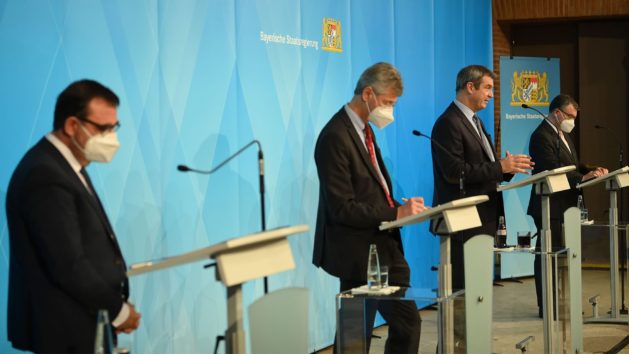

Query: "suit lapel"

xmin=81 ymin=171 xmax=116 ymax=236
xmin=541 ymin=121 xmax=577 ymax=165
xmin=341 ymin=112 xmax=385 ymax=184
xmin=452 ymin=105 xmax=484 ymax=146
xmin=373 ymin=136 xmax=393 ymax=191
xmin=476 ymin=118 xmax=498 ymax=161
xmin=451 ymin=104 xmax=496 ymax=160
xmin=563 ymin=133 xmax=578 ymax=164
xmin=42 ymin=139 xmax=122 ymax=254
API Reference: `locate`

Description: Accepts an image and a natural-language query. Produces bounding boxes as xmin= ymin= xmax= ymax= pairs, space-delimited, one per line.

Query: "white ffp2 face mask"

xmin=560 ymin=119 xmax=575 ymax=133
xmin=74 ymin=124 xmax=120 ymax=163
xmin=366 ymin=99 xmax=395 ymax=129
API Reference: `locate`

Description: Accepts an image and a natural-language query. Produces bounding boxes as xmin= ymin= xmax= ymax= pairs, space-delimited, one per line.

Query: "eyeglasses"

xmin=78 ymin=116 xmax=121 ymax=133
xmin=558 ymin=109 xmax=577 ymax=120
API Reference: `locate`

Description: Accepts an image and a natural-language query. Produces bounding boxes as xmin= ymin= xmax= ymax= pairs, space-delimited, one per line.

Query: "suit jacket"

xmin=527 ymin=120 xmax=589 ymax=223
xmin=6 ymin=138 xmax=128 ymax=354
xmin=313 ymin=107 xmax=408 ymax=284
xmin=431 ymin=103 xmax=513 ymax=238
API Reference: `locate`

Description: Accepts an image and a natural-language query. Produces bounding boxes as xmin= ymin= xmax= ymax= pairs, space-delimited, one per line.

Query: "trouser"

xmin=534 ymin=217 xmax=563 ymax=313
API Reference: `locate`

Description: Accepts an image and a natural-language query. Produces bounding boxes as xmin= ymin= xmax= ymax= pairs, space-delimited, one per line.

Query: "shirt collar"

xmin=345 ymin=103 xmax=367 ymax=132
xmin=453 ymin=99 xmax=475 ymax=120
xmin=544 ymin=118 xmax=559 ymax=134
xmin=46 ymin=133 xmax=83 ymax=174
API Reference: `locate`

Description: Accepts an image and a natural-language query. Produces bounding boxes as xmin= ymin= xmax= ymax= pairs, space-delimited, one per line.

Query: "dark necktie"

xmin=472 ymin=115 xmax=495 ymax=162
xmin=79 ymin=168 xmax=128 ymax=301
xmin=80 ymin=168 xmax=115 ymax=237
xmin=364 ymin=125 xmax=395 ymax=208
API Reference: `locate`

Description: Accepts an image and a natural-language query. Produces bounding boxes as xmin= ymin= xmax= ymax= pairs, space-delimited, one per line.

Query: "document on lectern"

xmin=577 ymin=166 xmax=629 ymax=189
xmin=496 ymin=165 xmax=575 ymax=192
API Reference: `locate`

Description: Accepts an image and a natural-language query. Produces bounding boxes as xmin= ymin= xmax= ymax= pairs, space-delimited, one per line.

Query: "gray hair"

xmin=354 ymin=62 xmax=403 ymax=96
xmin=455 ymin=65 xmax=496 ymax=92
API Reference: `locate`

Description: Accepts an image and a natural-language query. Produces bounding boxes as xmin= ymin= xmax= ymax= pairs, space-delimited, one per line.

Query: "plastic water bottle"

xmin=367 ymin=244 xmax=381 ymax=289
xmin=577 ymin=195 xmax=587 ymax=222
xmin=496 ymin=216 xmax=507 ymax=248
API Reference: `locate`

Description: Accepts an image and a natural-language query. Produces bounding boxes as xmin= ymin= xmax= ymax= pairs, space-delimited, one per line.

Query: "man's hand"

xmin=582 ymin=167 xmax=609 ymax=181
xmin=500 ymin=151 xmax=534 ymax=174
xmin=116 ymin=303 xmax=141 ymax=334
xmin=396 ymin=197 xmax=429 ymax=220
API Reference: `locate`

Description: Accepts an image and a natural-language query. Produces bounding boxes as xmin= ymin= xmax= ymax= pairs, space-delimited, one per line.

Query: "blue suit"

xmin=6 ymin=138 xmax=128 ymax=353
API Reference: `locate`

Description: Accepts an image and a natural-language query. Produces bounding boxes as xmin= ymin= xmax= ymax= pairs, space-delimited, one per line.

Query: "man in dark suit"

xmin=527 ymin=93 xmax=607 ymax=316
xmin=6 ymin=80 xmax=141 ymax=354
xmin=313 ymin=62 xmax=427 ymax=353
xmin=431 ymin=65 xmax=533 ymax=290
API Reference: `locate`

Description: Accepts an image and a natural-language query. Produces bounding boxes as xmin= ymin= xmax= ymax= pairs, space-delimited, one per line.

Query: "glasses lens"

xmin=80 ymin=117 xmax=120 ymax=133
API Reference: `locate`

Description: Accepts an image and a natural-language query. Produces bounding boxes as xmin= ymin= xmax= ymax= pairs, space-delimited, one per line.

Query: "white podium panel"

xmin=127 ymin=224 xmax=309 ymax=354
xmin=216 ymin=237 xmax=294 ymax=287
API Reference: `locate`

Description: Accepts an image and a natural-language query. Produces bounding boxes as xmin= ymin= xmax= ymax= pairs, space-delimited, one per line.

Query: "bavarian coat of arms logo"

xmin=322 ymin=18 xmax=342 ymax=53
xmin=510 ymin=71 xmax=550 ymax=106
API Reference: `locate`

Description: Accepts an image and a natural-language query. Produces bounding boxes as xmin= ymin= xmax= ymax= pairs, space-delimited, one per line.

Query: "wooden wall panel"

xmin=491 ymin=0 xmax=629 ymax=154
xmin=494 ymin=0 xmax=629 ymax=22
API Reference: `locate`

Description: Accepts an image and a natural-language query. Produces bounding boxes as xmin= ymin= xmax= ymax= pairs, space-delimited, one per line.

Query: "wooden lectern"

xmin=497 ymin=165 xmax=575 ymax=354
xmin=578 ymin=165 xmax=629 ymax=322
xmin=380 ymin=195 xmax=489 ymax=354
xmin=127 ymin=224 xmax=309 ymax=354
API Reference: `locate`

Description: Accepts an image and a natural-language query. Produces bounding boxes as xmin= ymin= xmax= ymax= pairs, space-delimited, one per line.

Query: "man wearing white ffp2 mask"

xmin=365 ymin=87 xmax=395 ymax=129
xmin=552 ymin=104 xmax=577 ymax=134
xmin=527 ymin=93 xmax=608 ymax=318
xmin=5 ymin=79 xmax=140 ymax=354
xmin=314 ymin=62 xmax=427 ymax=354
xmin=73 ymin=119 xmax=121 ymax=162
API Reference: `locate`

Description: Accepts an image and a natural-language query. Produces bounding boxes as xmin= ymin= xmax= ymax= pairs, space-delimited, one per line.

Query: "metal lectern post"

xmin=607 ymin=181 xmax=621 ymax=318
xmin=536 ymin=181 xmax=555 ymax=354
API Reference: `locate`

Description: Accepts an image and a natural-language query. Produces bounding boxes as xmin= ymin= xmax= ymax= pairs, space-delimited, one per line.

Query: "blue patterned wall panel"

xmin=0 ymin=1 xmax=491 ymax=352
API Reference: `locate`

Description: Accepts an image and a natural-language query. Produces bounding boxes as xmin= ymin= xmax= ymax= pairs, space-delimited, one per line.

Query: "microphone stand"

xmin=620 ymin=152 xmax=626 ymax=314
xmin=178 ymin=140 xmax=268 ymax=294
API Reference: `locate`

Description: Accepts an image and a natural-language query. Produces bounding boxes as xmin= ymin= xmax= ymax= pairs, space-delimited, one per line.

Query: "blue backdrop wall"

xmin=0 ymin=0 xmax=492 ymax=352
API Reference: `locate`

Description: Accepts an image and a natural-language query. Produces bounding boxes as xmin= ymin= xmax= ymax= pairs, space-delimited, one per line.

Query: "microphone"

xmin=521 ymin=103 xmax=548 ymax=119
xmin=522 ymin=103 xmax=561 ymax=167
xmin=178 ymin=139 xmax=269 ymax=293
xmin=412 ymin=130 xmax=465 ymax=198
xmin=594 ymin=124 xmax=624 ymax=168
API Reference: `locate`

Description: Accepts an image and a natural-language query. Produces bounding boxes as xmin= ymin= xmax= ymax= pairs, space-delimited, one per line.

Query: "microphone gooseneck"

xmin=178 ymin=140 xmax=263 ymax=175
xmin=521 ymin=103 xmax=548 ymax=119
xmin=177 ymin=139 xmax=269 ymax=294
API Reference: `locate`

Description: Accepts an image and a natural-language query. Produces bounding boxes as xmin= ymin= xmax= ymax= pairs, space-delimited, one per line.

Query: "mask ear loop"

xmin=551 ymin=109 xmax=563 ymax=128
xmin=364 ymin=87 xmax=375 ymax=114
xmin=71 ymin=121 xmax=94 ymax=156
